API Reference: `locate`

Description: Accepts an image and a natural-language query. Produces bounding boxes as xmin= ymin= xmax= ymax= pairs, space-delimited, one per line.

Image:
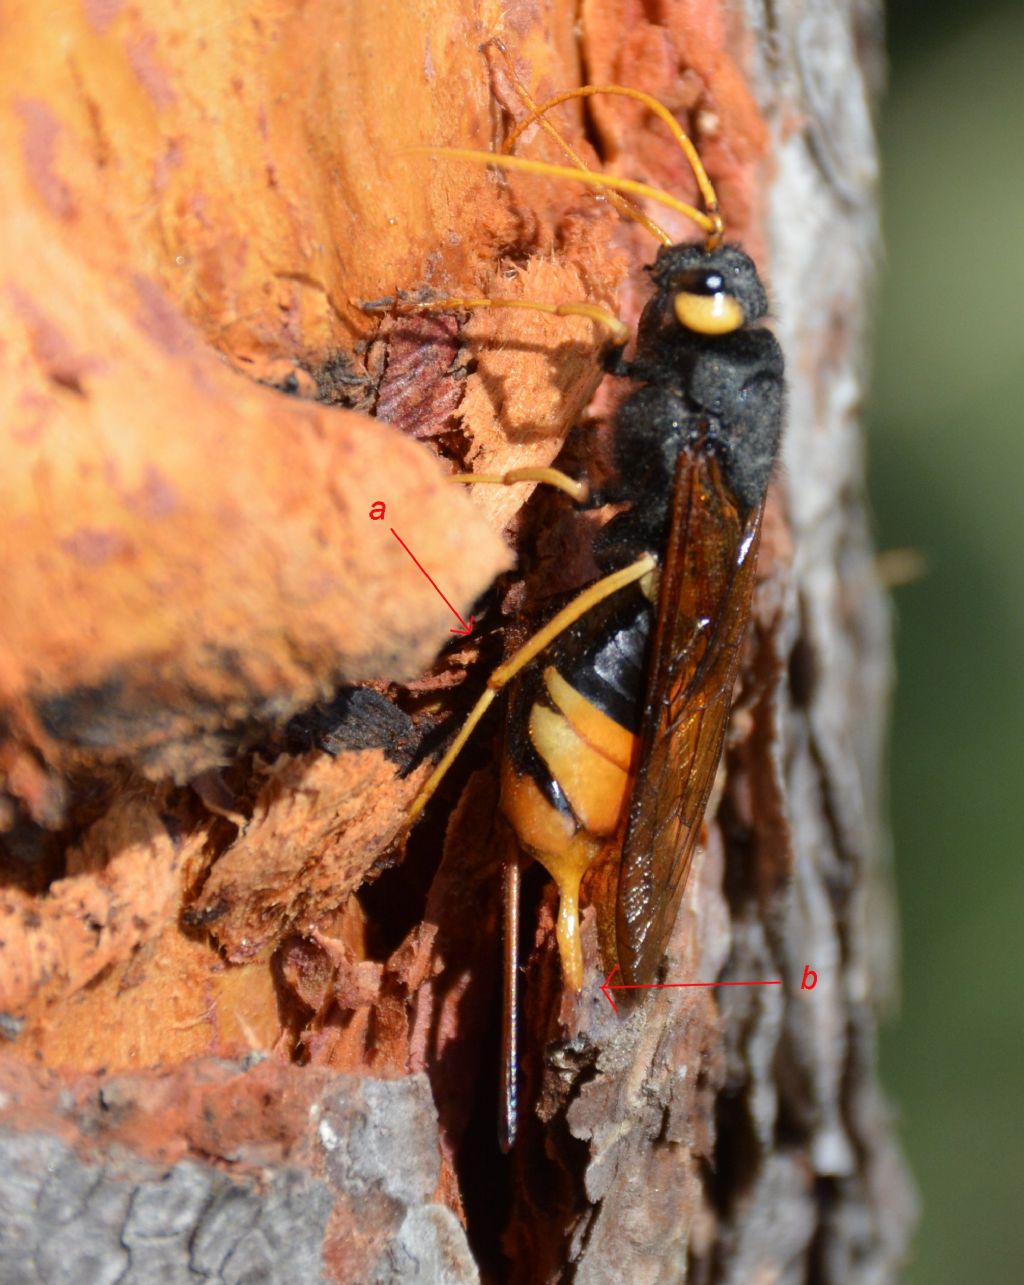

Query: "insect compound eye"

xmin=673 ymin=287 xmax=745 ymax=335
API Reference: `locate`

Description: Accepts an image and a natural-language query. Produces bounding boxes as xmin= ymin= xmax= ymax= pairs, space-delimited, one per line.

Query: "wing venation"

xmin=616 ymin=452 xmax=763 ymax=985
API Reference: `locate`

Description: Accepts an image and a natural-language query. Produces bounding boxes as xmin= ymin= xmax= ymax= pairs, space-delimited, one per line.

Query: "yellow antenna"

xmin=504 ymin=85 xmax=722 ymax=245
xmin=486 ymin=39 xmax=671 ymax=246
xmin=415 ymin=147 xmax=720 ymax=244
xmin=482 ymin=39 xmax=723 ymax=249
xmin=364 ymin=51 xmax=728 ymax=358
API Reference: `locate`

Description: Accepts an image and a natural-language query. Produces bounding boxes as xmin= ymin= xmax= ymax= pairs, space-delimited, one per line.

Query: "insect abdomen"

xmin=499 ymin=586 xmax=653 ymax=989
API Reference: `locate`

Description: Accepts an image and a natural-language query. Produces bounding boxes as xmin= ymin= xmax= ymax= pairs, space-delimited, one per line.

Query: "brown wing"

xmin=616 ymin=451 xmax=763 ymax=984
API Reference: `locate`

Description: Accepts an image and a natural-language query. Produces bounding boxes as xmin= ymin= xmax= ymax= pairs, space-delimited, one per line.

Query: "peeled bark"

xmin=0 ymin=1 xmax=914 ymax=1280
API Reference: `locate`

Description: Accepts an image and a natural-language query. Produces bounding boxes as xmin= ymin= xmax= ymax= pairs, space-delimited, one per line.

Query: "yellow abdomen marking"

xmin=529 ymin=702 xmax=630 ymax=836
xmin=500 ymin=760 xmax=576 ymax=858
xmin=499 ymin=681 xmax=638 ymax=994
xmin=499 ymin=760 xmax=603 ymax=992
xmin=542 ymin=666 xmax=635 ymax=772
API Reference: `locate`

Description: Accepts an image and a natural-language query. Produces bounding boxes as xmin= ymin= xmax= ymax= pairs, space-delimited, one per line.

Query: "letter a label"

xmin=369 ymin=500 xmax=387 ymax=521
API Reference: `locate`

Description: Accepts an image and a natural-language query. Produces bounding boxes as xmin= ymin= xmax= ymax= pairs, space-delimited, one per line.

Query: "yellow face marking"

xmin=529 ymin=703 xmax=630 ymax=836
xmin=674 ymin=290 xmax=744 ymax=335
xmin=542 ymin=667 xmax=636 ymax=773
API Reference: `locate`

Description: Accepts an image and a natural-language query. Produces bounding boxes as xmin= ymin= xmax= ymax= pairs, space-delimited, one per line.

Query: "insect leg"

xmin=405 ymin=553 xmax=656 ymax=828
xmin=450 ymin=467 xmax=588 ymax=502
xmin=361 ymin=293 xmax=628 ymax=344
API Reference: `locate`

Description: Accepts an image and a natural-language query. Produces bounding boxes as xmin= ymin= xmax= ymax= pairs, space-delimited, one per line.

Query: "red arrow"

xmin=390 ymin=527 xmax=474 ymax=635
xmin=599 ymin=964 xmax=782 ymax=1014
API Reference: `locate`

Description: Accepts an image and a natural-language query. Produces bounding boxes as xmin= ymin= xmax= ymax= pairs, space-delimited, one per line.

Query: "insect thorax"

xmin=604 ymin=243 xmax=785 ymax=548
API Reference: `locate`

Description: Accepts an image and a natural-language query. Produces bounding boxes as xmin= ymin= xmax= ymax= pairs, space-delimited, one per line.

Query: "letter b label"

xmin=800 ymin=963 xmax=818 ymax=991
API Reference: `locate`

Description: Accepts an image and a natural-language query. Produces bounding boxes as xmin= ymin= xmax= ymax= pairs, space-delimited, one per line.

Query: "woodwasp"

xmin=364 ymin=44 xmax=785 ymax=1148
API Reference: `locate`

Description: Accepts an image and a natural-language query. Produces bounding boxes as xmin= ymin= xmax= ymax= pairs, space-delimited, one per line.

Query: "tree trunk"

xmin=0 ymin=1 xmax=915 ymax=1280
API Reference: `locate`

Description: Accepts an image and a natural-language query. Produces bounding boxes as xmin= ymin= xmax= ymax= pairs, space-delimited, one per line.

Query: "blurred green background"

xmin=870 ymin=2 xmax=1024 ymax=1280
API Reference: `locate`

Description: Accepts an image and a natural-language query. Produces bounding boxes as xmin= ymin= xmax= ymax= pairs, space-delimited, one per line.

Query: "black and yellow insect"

xmin=368 ymin=47 xmax=784 ymax=1148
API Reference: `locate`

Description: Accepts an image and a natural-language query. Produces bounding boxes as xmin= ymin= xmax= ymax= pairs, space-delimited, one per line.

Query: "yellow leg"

xmin=451 ymin=466 xmax=588 ymax=503
xmin=361 ymin=293 xmax=628 ymax=345
xmin=405 ymin=553 xmax=656 ymax=828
